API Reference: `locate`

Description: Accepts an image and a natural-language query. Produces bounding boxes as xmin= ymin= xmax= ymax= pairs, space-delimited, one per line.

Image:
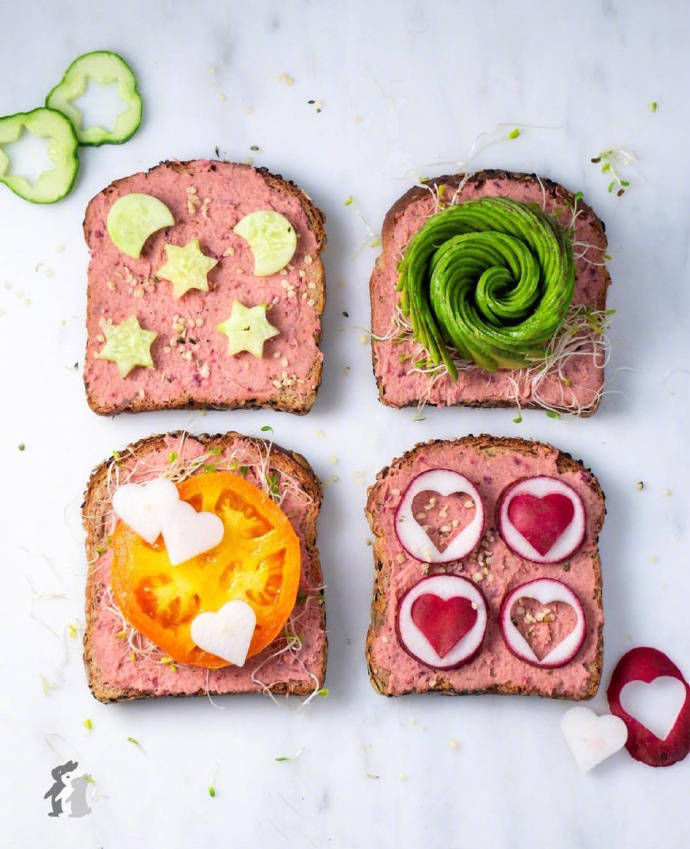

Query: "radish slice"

xmin=397 ymin=575 xmax=488 ymax=669
xmin=497 ymin=476 xmax=585 ymax=564
xmin=499 ymin=578 xmax=586 ymax=668
xmin=394 ymin=469 xmax=484 ymax=563
xmin=607 ymin=647 xmax=690 ymax=767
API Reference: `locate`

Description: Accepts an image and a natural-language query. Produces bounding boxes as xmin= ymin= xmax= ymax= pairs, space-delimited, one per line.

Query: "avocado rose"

xmin=397 ymin=196 xmax=575 ymax=377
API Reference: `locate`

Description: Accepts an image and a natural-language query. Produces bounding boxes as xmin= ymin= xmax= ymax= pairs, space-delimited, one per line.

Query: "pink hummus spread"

xmin=367 ymin=440 xmax=605 ymax=697
xmin=84 ymin=161 xmax=323 ymax=413
xmin=87 ymin=435 xmax=325 ymax=697
xmin=371 ymin=174 xmax=609 ymax=410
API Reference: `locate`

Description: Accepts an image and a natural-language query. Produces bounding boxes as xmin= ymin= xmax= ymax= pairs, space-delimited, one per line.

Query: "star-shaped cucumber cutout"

xmin=216 ymin=301 xmax=279 ymax=358
xmin=156 ymin=239 xmax=218 ymax=299
xmin=95 ymin=315 xmax=157 ymax=377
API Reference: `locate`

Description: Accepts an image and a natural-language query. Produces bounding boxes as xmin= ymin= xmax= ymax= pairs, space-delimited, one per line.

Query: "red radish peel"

xmin=395 ymin=469 xmax=484 ymax=563
xmin=497 ymin=476 xmax=585 ymax=564
xmin=397 ymin=575 xmax=487 ymax=669
xmin=607 ymin=647 xmax=690 ymax=767
xmin=499 ymin=578 xmax=586 ymax=668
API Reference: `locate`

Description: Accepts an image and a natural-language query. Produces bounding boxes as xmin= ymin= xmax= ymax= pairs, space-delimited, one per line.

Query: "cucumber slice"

xmin=107 ymin=193 xmax=174 ymax=258
xmin=217 ymin=301 xmax=279 ymax=358
xmin=233 ymin=210 xmax=297 ymax=276
xmin=0 ymin=107 xmax=79 ymax=204
xmin=46 ymin=51 xmax=142 ymax=146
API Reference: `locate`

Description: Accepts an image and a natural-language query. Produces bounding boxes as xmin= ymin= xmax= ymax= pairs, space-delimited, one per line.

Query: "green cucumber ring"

xmin=397 ymin=197 xmax=575 ymax=377
xmin=0 ymin=107 xmax=79 ymax=204
xmin=46 ymin=51 xmax=142 ymax=146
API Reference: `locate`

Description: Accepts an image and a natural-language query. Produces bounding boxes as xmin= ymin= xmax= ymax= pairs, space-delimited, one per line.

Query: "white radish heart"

xmin=160 ymin=500 xmax=224 ymax=565
xmin=190 ymin=600 xmax=257 ymax=666
xmin=499 ymin=578 xmax=586 ymax=668
xmin=112 ymin=477 xmax=180 ymax=544
xmin=561 ymin=707 xmax=628 ymax=772
xmin=619 ymin=677 xmax=687 ymax=741
xmin=394 ymin=469 xmax=484 ymax=563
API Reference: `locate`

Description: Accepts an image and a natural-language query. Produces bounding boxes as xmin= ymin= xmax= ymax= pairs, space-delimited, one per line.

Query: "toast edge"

xmin=82 ymin=430 xmax=327 ymax=703
xmin=364 ymin=434 xmax=605 ymax=699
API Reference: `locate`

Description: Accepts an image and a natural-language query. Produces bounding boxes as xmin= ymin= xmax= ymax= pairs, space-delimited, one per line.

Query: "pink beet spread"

xmin=371 ymin=176 xmax=609 ymax=409
xmin=88 ymin=436 xmax=325 ymax=697
xmin=84 ymin=161 xmax=323 ymax=412
xmin=511 ymin=599 xmax=578 ymax=662
xmin=368 ymin=441 xmax=604 ymax=697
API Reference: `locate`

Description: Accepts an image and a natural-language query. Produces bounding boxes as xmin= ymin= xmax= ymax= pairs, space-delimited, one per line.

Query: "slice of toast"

xmin=365 ymin=435 xmax=605 ymax=699
xmin=370 ymin=170 xmax=612 ymax=415
xmin=83 ymin=431 xmax=327 ymax=703
xmin=83 ymin=159 xmax=326 ymax=415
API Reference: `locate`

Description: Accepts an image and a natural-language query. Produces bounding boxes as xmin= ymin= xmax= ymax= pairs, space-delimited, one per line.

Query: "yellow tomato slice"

xmin=111 ymin=471 xmax=301 ymax=668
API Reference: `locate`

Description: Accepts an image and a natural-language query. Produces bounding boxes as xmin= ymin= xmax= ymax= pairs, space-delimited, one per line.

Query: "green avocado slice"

xmin=397 ymin=196 xmax=575 ymax=376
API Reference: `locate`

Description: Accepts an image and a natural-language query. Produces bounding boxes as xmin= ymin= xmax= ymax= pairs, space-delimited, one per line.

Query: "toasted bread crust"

xmin=365 ymin=434 xmax=605 ymax=699
xmin=84 ymin=160 xmax=327 ymax=416
xmin=371 ymin=169 xmax=612 ymax=415
xmin=82 ymin=431 xmax=326 ymax=703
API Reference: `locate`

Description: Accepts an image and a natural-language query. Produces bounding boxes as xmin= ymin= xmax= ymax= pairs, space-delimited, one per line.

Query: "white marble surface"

xmin=1 ymin=0 xmax=689 ymax=846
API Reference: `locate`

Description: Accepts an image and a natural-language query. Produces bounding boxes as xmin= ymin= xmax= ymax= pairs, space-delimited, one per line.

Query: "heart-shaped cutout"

xmin=160 ymin=500 xmax=225 ymax=565
xmin=508 ymin=493 xmax=574 ymax=556
xmin=411 ymin=593 xmax=478 ymax=658
xmin=561 ymin=707 xmax=628 ymax=772
xmin=112 ymin=477 xmax=180 ymax=544
xmin=511 ymin=599 xmax=577 ymax=662
xmin=190 ymin=600 xmax=257 ymax=666
xmin=411 ymin=490 xmax=477 ymax=554
xmin=395 ymin=469 xmax=485 ymax=564
xmin=500 ymin=578 xmax=586 ymax=668
xmin=619 ymin=676 xmax=687 ymax=741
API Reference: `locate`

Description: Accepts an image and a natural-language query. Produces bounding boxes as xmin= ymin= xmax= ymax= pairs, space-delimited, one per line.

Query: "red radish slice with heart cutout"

xmin=395 ymin=470 xmax=484 ymax=563
xmin=396 ymin=574 xmax=488 ymax=669
xmin=499 ymin=578 xmax=586 ymax=668
xmin=497 ymin=476 xmax=585 ymax=564
xmin=607 ymin=647 xmax=690 ymax=767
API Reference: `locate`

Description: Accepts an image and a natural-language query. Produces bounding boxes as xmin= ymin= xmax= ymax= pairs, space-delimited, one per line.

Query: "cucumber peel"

xmin=46 ymin=51 xmax=142 ymax=146
xmin=233 ymin=210 xmax=297 ymax=276
xmin=0 ymin=107 xmax=79 ymax=204
xmin=106 ymin=193 xmax=174 ymax=258
xmin=397 ymin=197 xmax=575 ymax=376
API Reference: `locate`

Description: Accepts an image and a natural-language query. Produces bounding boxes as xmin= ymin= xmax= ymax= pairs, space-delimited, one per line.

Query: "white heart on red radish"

xmin=397 ymin=574 xmax=487 ymax=669
xmin=112 ymin=477 xmax=180 ymax=544
xmin=497 ymin=476 xmax=585 ymax=564
xmin=619 ymin=676 xmax=687 ymax=742
xmin=394 ymin=469 xmax=484 ymax=563
xmin=499 ymin=578 xmax=586 ymax=668
xmin=160 ymin=500 xmax=225 ymax=565
xmin=190 ymin=600 xmax=256 ymax=666
xmin=561 ymin=707 xmax=628 ymax=772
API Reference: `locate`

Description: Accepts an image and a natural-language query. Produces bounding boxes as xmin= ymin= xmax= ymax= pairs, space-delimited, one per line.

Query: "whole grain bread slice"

xmin=84 ymin=160 xmax=326 ymax=416
xmin=365 ymin=434 xmax=605 ymax=699
xmin=370 ymin=170 xmax=612 ymax=415
xmin=83 ymin=431 xmax=326 ymax=703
